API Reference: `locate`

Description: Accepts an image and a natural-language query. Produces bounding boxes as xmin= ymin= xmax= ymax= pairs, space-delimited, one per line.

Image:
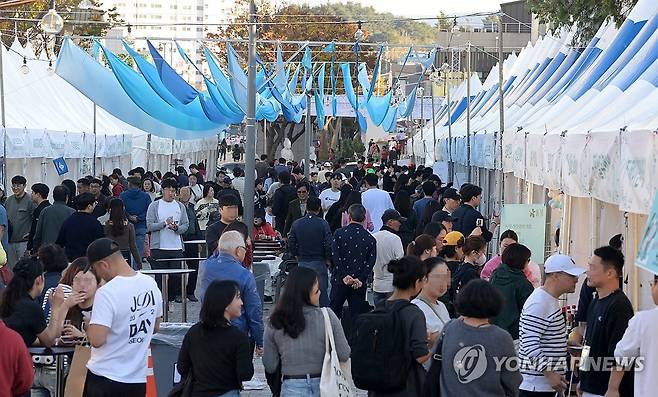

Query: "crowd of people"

xmin=0 ymin=153 xmax=656 ymax=397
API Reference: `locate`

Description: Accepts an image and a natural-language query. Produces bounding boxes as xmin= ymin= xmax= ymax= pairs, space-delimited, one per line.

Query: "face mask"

xmin=474 ymin=253 xmax=487 ymax=266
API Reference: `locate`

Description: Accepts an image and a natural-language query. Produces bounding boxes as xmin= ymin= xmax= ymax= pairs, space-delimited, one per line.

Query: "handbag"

xmin=320 ymin=307 xmax=355 ymax=397
xmin=64 ymin=345 xmax=91 ymax=397
xmin=421 ymin=320 xmax=454 ymax=397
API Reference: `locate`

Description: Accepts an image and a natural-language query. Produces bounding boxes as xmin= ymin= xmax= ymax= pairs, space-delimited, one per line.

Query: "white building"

xmin=102 ymin=0 xmax=236 ymax=87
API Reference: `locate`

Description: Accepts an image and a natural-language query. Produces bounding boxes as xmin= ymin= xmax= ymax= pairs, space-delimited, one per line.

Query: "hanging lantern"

xmin=40 ymin=9 xmax=64 ymax=35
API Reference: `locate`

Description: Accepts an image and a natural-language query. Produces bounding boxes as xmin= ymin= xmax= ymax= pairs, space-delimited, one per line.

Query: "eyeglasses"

xmin=297 ymin=190 xmax=308 ymax=194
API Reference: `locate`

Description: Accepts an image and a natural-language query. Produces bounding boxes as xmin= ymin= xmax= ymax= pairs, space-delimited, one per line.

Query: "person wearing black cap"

xmin=433 ymin=187 xmax=461 ymax=221
xmin=84 ymin=238 xmax=162 ymax=396
xmin=372 ymin=209 xmax=405 ymax=307
xmin=431 ymin=210 xmax=454 ymax=232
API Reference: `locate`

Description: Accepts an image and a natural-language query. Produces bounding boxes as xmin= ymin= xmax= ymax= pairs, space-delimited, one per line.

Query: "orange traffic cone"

xmin=146 ymin=347 xmax=157 ymax=397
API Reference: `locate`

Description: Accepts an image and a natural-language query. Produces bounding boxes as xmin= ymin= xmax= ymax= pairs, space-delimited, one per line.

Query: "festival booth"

xmin=1 ymin=38 xmax=218 ymax=188
xmin=415 ymin=0 xmax=658 ymax=310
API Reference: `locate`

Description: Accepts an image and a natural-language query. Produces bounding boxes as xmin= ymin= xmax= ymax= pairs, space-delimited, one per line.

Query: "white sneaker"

xmin=242 ymin=376 xmax=267 ymax=390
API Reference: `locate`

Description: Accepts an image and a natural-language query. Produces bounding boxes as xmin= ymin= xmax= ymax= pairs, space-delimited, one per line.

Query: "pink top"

xmin=341 ymin=210 xmax=374 ymax=232
xmin=480 ymin=254 xmax=541 ymax=288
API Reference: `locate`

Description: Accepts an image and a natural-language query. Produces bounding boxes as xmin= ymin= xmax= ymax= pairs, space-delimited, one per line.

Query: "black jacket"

xmin=288 ymin=214 xmax=332 ymax=261
xmin=451 ymin=203 xmax=493 ymax=242
xmin=27 ymin=200 xmax=50 ymax=251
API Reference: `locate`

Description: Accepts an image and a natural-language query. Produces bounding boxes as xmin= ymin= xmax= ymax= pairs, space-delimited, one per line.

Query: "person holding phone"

xmin=451 ymin=184 xmax=499 ymax=242
xmin=146 ymin=178 xmax=189 ymax=303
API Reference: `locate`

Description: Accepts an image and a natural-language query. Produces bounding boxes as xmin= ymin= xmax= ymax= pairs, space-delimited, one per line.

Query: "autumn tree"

xmin=209 ymin=0 xmax=379 ymax=160
xmin=528 ymin=0 xmax=638 ymax=46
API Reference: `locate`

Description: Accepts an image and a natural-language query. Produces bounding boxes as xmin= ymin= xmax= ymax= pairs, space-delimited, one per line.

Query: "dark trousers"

xmin=150 ymin=249 xmax=183 ymax=299
xmin=519 ymin=391 xmax=558 ymax=397
xmin=83 ymin=371 xmax=145 ymax=397
xmin=183 ymin=241 xmax=199 ymax=296
xmin=330 ymin=282 xmax=367 ymax=321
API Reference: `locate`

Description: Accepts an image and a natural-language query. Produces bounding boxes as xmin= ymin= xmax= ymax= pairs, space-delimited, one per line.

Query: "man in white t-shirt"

xmin=84 ymin=238 xmax=163 ymax=396
xmin=614 ymin=274 xmax=658 ymax=397
xmin=518 ymin=254 xmax=584 ymax=396
xmin=361 ymin=173 xmax=394 ymax=232
xmin=146 ymin=178 xmax=189 ymax=303
xmin=318 ymin=172 xmax=343 ymax=212
xmin=372 ymin=209 xmax=404 ymax=307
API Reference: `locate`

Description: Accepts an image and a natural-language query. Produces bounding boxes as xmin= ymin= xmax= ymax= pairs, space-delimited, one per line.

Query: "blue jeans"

xmin=298 ymin=261 xmax=329 ymax=307
xmin=135 ymin=227 xmax=146 ymax=263
xmin=218 ymin=390 xmax=240 ymax=397
xmin=281 ymin=377 xmax=320 ymax=397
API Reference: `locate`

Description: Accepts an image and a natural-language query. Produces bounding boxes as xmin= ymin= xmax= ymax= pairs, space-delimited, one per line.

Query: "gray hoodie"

xmin=146 ymin=199 xmax=189 ymax=250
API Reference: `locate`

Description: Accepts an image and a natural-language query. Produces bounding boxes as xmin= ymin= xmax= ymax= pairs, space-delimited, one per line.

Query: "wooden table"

xmin=29 ymin=346 xmax=76 ymax=397
xmin=141 ymin=268 xmax=196 ymax=322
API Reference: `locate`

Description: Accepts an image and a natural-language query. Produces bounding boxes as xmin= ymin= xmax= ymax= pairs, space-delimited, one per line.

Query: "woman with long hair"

xmin=372 ymin=256 xmax=430 ymax=396
xmin=340 ymin=191 xmax=374 ymax=231
xmin=412 ymin=257 xmax=452 ymax=368
xmin=61 ymin=260 xmax=101 ymax=342
xmin=393 ymin=190 xmax=418 ymax=248
xmin=0 ymin=257 xmax=81 ymax=347
xmin=195 ymin=183 xmax=220 ymax=232
xmin=177 ymin=280 xmax=254 ymax=396
xmin=263 ymin=267 xmax=350 ymax=396
xmin=104 ymin=198 xmax=141 ymax=267
xmin=141 ymin=178 xmax=158 ymax=202
xmin=325 ymin=184 xmax=352 ymax=232
xmin=406 ymin=234 xmax=438 ymax=261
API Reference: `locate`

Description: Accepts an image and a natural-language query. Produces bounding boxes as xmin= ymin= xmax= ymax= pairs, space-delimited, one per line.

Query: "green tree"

xmin=0 ymin=0 xmax=122 ymax=53
xmin=528 ymin=0 xmax=638 ymax=46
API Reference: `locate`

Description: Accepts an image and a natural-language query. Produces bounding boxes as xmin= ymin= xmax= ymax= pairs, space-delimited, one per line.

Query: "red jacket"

xmin=112 ymin=183 xmax=125 ymax=197
xmin=252 ymin=222 xmax=277 ymax=240
xmin=0 ymin=321 xmax=33 ymax=397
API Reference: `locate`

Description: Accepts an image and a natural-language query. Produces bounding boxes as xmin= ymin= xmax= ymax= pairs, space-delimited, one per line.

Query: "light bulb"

xmin=125 ymin=24 xmax=134 ymax=44
xmin=47 ymin=60 xmax=54 ymax=76
xmin=20 ymin=58 xmax=29 ymax=74
xmin=40 ymin=9 xmax=64 ymax=35
xmin=354 ymin=21 xmax=364 ymax=42
xmin=78 ymin=0 xmax=94 ymax=9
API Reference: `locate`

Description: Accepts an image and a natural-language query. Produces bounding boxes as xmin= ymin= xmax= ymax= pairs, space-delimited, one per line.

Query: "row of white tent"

xmin=415 ymin=0 xmax=658 ymax=216
xmin=2 ymin=38 xmax=218 ymax=187
xmin=412 ymin=0 xmax=658 ymax=310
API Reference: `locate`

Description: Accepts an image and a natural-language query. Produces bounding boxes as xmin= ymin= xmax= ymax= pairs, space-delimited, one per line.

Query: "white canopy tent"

xmin=1 ymin=39 xmax=218 ymax=188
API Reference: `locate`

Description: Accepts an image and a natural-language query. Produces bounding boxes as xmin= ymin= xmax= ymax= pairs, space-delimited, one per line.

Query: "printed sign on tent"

xmin=636 ymin=191 xmax=658 ymax=275
xmin=53 ymin=157 xmax=69 ymax=176
xmin=499 ymin=204 xmax=547 ymax=264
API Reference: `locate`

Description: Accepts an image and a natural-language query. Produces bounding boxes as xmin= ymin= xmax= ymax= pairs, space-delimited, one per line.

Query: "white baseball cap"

xmin=544 ymin=254 xmax=585 ymax=276
xmin=323 ymin=162 xmax=332 ymax=167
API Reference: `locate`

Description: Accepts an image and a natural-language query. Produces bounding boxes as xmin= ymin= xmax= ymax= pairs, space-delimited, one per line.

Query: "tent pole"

xmin=430 ymin=81 xmax=436 ymax=163
xmin=0 ymin=33 xmax=6 ymax=188
xmin=466 ymin=42 xmax=472 ymax=182
xmin=243 ymin=0 xmax=257 ymax=235
xmin=92 ymin=103 xmax=97 ymax=176
xmin=497 ymin=15 xmax=505 ymax=214
xmin=146 ymin=133 xmax=152 ymax=171
xmin=304 ymin=92 xmax=311 ymax=178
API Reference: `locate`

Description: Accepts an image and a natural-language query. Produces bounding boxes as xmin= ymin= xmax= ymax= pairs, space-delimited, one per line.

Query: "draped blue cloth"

xmin=302 ymin=47 xmax=312 ymax=71
xmin=55 ymin=38 xmax=222 ymax=139
xmin=315 ymin=63 xmax=326 ymax=129
xmin=398 ymin=87 xmax=417 ymax=118
xmin=203 ymin=47 xmax=245 ymax=119
xmin=366 ymin=92 xmax=393 ymax=126
xmin=341 ymin=63 xmax=357 ymax=109
xmin=382 ymin=106 xmax=398 ymax=132
xmin=226 ymin=43 xmax=249 ymax=113
xmin=147 ymin=41 xmax=198 ymax=105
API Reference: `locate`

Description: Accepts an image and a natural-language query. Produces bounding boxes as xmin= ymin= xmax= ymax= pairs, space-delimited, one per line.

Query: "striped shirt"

xmin=518 ymin=287 xmax=568 ymax=392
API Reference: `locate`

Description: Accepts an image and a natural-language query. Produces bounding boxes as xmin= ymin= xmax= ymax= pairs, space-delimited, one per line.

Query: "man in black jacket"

xmin=205 ymin=193 xmax=240 ymax=254
xmin=451 ymin=183 xmax=499 ymax=242
xmin=288 ymin=197 xmax=332 ymax=306
xmin=283 ymin=182 xmax=313 ymax=236
xmin=271 ymin=173 xmax=296 ymax=235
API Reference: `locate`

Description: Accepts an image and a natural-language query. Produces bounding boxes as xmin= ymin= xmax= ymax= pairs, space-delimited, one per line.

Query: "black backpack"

xmin=351 ymin=300 xmax=413 ymax=392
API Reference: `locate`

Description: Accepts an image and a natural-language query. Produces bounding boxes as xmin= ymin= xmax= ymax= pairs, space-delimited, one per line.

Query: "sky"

xmin=292 ymin=0 xmax=505 ymax=17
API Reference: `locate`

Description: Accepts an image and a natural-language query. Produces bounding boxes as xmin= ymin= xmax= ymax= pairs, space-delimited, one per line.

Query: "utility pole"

xmin=466 ymin=42 xmax=472 ymax=182
xmin=304 ymin=92 xmax=311 ymax=178
xmin=244 ymin=0 xmax=257 ymax=234
xmin=498 ymin=15 xmax=506 ymax=207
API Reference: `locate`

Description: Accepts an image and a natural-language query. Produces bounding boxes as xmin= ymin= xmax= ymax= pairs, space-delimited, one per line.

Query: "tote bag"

xmin=320 ymin=308 xmax=355 ymax=397
xmin=64 ymin=345 xmax=91 ymax=397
